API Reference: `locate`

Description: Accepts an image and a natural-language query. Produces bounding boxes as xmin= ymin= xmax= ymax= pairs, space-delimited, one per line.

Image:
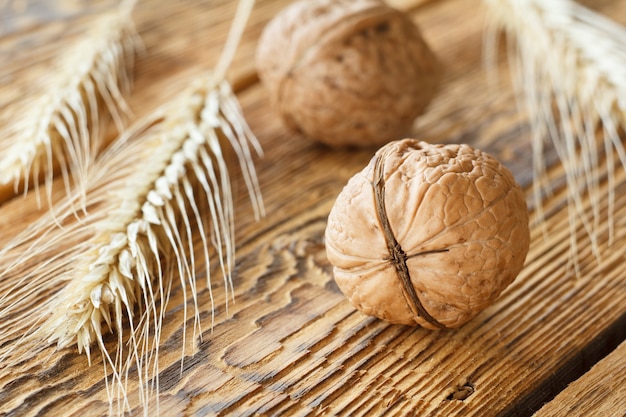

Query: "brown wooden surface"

xmin=534 ymin=339 xmax=626 ymax=417
xmin=1 ymin=0 xmax=625 ymax=416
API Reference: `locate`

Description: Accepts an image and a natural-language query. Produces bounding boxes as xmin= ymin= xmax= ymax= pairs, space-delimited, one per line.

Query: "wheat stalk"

xmin=0 ymin=1 xmax=137 ymax=207
xmin=0 ymin=0 xmax=260 ymax=413
xmin=483 ymin=0 xmax=626 ymax=274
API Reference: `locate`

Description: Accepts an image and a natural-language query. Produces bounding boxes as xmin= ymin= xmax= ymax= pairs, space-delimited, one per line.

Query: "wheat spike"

xmin=0 ymin=2 xmax=137 ymax=207
xmin=0 ymin=0 xmax=260 ymax=413
xmin=42 ymin=75 xmax=263 ymax=355
xmin=483 ymin=0 xmax=626 ymax=273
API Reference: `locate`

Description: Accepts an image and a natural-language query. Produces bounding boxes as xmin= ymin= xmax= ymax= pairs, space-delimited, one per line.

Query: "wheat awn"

xmin=0 ymin=0 xmax=260 ymax=414
xmin=0 ymin=1 xmax=138 ymax=208
xmin=484 ymin=0 xmax=626 ymax=274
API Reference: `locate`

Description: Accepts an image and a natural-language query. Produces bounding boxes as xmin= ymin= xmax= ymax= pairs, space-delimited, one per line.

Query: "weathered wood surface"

xmin=534 ymin=339 xmax=626 ymax=417
xmin=0 ymin=0 xmax=625 ymax=416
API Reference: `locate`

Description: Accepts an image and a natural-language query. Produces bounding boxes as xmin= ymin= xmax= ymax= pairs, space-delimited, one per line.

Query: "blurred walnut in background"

xmin=256 ymin=0 xmax=442 ymax=147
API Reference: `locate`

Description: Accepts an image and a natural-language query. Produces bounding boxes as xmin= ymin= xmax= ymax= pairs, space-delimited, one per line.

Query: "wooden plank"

xmin=0 ymin=0 xmax=625 ymax=416
xmin=533 ymin=340 xmax=626 ymax=417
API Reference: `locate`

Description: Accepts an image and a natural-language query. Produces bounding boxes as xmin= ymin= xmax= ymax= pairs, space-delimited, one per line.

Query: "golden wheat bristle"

xmin=0 ymin=76 xmax=263 ymax=412
xmin=0 ymin=4 xmax=137 ymax=207
xmin=0 ymin=1 xmax=259 ymax=412
xmin=483 ymin=0 xmax=626 ymax=273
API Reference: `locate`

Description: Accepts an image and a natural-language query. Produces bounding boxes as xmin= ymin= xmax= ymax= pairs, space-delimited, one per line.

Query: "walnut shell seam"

xmin=373 ymin=146 xmax=448 ymax=329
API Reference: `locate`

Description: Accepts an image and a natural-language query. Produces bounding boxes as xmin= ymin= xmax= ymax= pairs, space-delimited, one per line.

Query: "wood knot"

xmin=447 ymin=382 xmax=475 ymax=401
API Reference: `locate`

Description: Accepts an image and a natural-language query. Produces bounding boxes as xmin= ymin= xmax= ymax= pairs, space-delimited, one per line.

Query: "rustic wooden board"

xmin=0 ymin=0 xmax=625 ymax=416
xmin=534 ymin=339 xmax=626 ymax=417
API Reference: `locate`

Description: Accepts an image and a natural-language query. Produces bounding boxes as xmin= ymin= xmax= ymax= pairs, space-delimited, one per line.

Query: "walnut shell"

xmin=256 ymin=0 xmax=441 ymax=147
xmin=325 ymin=139 xmax=530 ymax=329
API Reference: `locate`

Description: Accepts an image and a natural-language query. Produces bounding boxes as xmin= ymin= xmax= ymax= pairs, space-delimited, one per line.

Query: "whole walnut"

xmin=256 ymin=0 xmax=441 ymax=147
xmin=325 ymin=139 xmax=530 ymax=329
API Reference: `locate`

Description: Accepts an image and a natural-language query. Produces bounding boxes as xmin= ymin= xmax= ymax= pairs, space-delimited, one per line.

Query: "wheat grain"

xmin=0 ymin=75 xmax=262 ymax=414
xmin=483 ymin=0 xmax=626 ymax=273
xmin=0 ymin=2 xmax=137 ymax=207
xmin=0 ymin=0 xmax=259 ymax=413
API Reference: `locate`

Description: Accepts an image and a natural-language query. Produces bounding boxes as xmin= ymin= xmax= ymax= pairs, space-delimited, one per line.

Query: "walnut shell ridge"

xmin=325 ymin=139 xmax=530 ymax=329
xmin=256 ymin=0 xmax=441 ymax=147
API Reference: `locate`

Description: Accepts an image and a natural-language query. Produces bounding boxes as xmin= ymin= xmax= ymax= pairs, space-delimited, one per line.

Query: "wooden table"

xmin=0 ymin=0 xmax=624 ymax=415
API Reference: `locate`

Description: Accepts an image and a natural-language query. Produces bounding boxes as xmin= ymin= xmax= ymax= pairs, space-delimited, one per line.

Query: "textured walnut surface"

xmin=256 ymin=0 xmax=441 ymax=147
xmin=325 ymin=139 xmax=530 ymax=328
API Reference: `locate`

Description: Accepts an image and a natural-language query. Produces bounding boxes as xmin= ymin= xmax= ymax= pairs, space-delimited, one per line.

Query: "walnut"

xmin=325 ymin=139 xmax=530 ymax=329
xmin=256 ymin=0 xmax=441 ymax=147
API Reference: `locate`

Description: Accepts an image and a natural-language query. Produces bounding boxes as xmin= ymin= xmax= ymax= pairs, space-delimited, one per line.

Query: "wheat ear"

xmin=483 ymin=0 xmax=626 ymax=273
xmin=0 ymin=2 xmax=137 ymax=207
xmin=0 ymin=0 xmax=260 ymax=413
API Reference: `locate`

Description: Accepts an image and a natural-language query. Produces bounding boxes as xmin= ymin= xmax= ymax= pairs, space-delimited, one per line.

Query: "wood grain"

xmin=0 ymin=0 xmax=625 ymax=416
xmin=533 ymin=340 xmax=626 ymax=417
